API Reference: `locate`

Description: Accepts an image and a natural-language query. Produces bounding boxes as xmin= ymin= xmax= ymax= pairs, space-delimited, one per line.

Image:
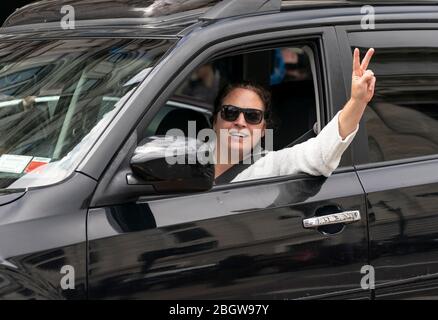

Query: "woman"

xmin=213 ymin=48 xmax=376 ymax=183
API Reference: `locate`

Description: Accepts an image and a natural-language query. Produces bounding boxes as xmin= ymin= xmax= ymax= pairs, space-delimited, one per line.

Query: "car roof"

xmin=2 ymin=0 xmax=220 ymax=33
xmin=2 ymin=0 xmax=438 ymax=37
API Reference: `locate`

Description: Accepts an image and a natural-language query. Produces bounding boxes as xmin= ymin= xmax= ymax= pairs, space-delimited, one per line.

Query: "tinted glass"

xmin=350 ymin=31 xmax=438 ymax=164
xmin=0 ymin=38 xmax=173 ymax=188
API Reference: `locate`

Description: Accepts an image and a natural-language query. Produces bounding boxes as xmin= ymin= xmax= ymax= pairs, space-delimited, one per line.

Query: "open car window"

xmin=142 ymin=44 xmax=319 ymax=184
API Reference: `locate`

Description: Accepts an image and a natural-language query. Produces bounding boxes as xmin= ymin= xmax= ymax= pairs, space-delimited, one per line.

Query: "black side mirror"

xmin=130 ymin=136 xmax=214 ymax=193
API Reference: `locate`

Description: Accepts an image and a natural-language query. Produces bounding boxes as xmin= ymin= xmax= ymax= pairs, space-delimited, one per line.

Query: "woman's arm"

xmin=232 ymin=112 xmax=357 ymax=182
xmin=339 ymin=48 xmax=376 ymax=139
xmin=232 ymin=48 xmax=376 ymax=182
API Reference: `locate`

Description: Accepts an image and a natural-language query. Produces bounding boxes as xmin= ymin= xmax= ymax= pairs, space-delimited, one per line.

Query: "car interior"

xmin=150 ymin=45 xmax=319 ymax=154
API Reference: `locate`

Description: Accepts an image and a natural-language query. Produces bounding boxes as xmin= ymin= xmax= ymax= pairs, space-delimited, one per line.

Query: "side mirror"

xmin=129 ymin=136 xmax=214 ymax=193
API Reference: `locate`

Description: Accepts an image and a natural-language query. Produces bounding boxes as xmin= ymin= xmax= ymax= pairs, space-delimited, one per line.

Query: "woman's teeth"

xmin=229 ymin=131 xmax=249 ymax=138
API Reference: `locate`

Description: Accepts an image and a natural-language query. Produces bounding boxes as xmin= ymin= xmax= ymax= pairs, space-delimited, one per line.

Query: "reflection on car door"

xmin=87 ymin=172 xmax=369 ymax=299
xmin=339 ymin=27 xmax=438 ymax=299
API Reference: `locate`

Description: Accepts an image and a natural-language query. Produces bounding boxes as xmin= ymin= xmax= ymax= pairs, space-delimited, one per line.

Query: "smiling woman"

xmin=210 ymin=48 xmax=376 ymax=183
xmin=212 ymin=82 xmax=270 ymax=179
xmin=139 ymin=39 xmax=376 ymax=186
xmin=144 ymin=43 xmax=376 ymax=185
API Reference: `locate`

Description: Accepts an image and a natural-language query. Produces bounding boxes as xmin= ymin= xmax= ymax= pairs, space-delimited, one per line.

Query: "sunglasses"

xmin=220 ymin=105 xmax=265 ymax=125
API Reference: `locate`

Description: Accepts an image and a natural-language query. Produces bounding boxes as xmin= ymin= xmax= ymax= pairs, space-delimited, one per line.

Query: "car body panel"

xmin=0 ymin=1 xmax=437 ymax=299
xmin=88 ymin=172 xmax=369 ymax=299
xmin=0 ymin=173 xmax=95 ymax=299
xmin=337 ymin=23 xmax=438 ymax=298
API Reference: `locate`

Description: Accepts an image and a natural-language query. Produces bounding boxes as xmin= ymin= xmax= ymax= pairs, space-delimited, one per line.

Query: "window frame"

xmin=336 ymin=23 xmax=438 ymax=170
xmin=135 ymin=33 xmax=342 ymax=189
xmin=90 ymin=26 xmax=351 ymax=206
xmin=139 ymin=41 xmax=320 ymax=145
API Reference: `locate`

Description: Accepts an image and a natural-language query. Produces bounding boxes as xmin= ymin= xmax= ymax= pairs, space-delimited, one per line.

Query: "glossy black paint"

xmin=0 ymin=0 xmax=437 ymax=300
xmin=3 ymin=0 xmax=220 ymax=27
xmin=88 ymin=172 xmax=369 ymax=299
xmin=357 ymin=160 xmax=438 ymax=299
xmin=336 ymin=22 xmax=438 ymax=299
xmin=0 ymin=173 xmax=96 ymax=299
xmin=0 ymin=189 xmax=26 ymax=206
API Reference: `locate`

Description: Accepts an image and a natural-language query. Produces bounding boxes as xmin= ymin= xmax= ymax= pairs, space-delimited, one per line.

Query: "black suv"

xmin=0 ymin=0 xmax=438 ymax=300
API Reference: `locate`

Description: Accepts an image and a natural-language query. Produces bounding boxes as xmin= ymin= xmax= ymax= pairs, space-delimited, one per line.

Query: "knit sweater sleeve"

xmin=232 ymin=110 xmax=359 ymax=182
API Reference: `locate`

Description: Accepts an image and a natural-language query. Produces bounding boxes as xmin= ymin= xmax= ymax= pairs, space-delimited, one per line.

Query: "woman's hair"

xmin=212 ymin=81 xmax=273 ymax=128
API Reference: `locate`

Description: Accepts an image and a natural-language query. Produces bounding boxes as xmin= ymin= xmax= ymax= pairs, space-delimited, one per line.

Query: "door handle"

xmin=303 ymin=210 xmax=361 ymax=229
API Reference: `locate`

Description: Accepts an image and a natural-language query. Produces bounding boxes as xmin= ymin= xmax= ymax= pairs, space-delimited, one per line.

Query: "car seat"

xmin=270 ymin=79 xmax=317 ymax=150
xmin=155 ymin=108 xmax=210 ymax=138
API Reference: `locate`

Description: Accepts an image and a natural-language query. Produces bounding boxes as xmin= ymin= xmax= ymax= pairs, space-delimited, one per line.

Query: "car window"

xmin=349 ymin=31 xmax=438 ymax=164
xmin=144 ymin=99 xmax=212 ymax=138
xmin=0 ymin=38 xmax=174 ymax=189
xmin=142 ymin=44 xmax=321 ymax=184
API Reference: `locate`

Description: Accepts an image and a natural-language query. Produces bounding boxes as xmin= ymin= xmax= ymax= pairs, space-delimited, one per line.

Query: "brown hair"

xmin=212 ymin=81 xmax=273 ymax=128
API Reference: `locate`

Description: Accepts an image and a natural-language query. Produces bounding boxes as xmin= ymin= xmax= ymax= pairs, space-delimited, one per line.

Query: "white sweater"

xmin=232 ymin=111 xmax=359 ymax=182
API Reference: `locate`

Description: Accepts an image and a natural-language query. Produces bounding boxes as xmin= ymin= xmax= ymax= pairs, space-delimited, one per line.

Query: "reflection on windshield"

xmin=0 ymin=38 xmax=174 ymax=189
xmin=4 ymin=0 xmax=220 ymax=27
xmin=9 ymin=89 xmax=131 ymax=189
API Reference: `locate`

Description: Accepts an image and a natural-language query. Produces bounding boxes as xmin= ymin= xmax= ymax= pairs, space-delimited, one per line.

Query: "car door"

xmin=88 ymin=173 xmax=368 ymax=300
xmin=84 ymin=19 xmax=370 ymax=299
xmin=337 ymin=23 xmax=438 ymax=299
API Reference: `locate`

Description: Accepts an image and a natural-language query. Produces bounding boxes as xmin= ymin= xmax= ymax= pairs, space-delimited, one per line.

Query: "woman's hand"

xmin=338 ymin=48 xmax=376 ymax=140
xmin=351 ymin=48 xmax=376 ymax=104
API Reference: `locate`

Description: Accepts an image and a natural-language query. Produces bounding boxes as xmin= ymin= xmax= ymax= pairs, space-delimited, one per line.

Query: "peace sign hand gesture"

xmin=351 ymin=48 xmax=376 ymax=104
xmin=338 ymin=48 xmax=376 ymax=139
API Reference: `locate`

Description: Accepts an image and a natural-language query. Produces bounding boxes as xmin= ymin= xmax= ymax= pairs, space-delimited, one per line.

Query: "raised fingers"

xmin=353 ymin=48 xmax=361 ymax=75
xmin=369 ymin=76 xmax=376 ymax=92
xmin=360 ymin=69 xmax=375 ymax=83
xmin=360 ymin=48 xmax=375 ymax=71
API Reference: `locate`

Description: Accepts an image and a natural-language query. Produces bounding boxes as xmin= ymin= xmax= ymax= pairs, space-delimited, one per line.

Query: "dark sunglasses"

xmin=220 ymin=105 xmax=265 ymax=125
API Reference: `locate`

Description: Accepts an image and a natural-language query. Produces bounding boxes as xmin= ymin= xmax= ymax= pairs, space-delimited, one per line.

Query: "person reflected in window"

xmin=281 ymin=48 xmax=311 ymax=82
xmin=213 ymin=48 xmax=376 ymax=183
xmin=182 ymin=63 xmax=220 ymax=104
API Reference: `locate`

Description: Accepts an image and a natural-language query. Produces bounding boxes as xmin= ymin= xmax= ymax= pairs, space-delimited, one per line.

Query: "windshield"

xmin=0 ymin=38 xmax=174 ymax=189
